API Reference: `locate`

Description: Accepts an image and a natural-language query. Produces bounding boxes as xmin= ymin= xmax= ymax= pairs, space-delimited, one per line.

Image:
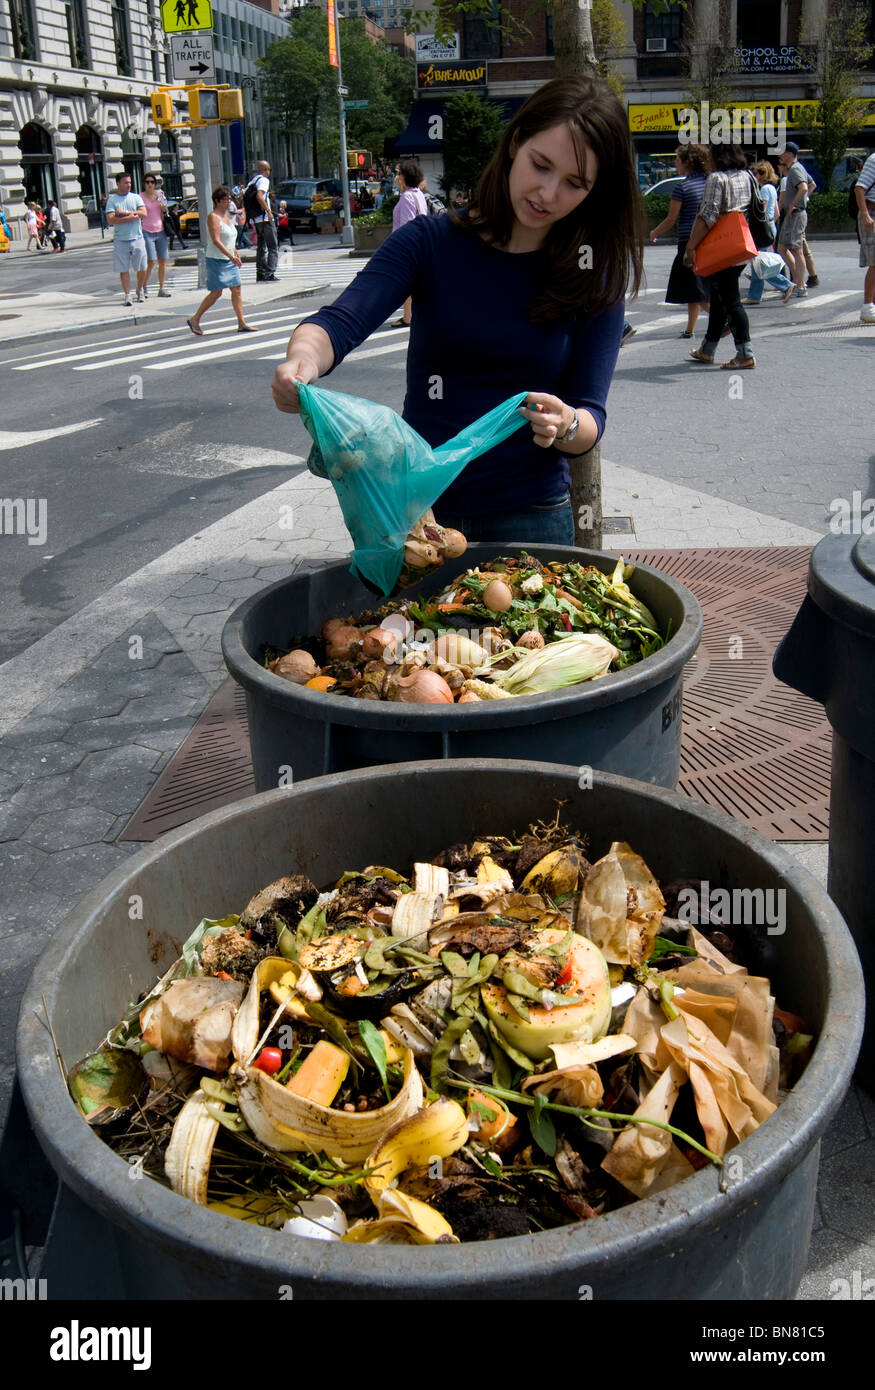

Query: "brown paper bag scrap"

xmin=601 ymin=1062 xmax=692 ymax=1197
xmin=577 ymin=842 xmax=665 ymax=966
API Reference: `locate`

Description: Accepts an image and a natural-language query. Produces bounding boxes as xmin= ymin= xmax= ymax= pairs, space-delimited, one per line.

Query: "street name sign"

xmin=170 ymin=31 xmax=216 ymax=84
xmin=344 ymin=99 xmax=370 ymax=109
xmin=161 ymin=0 xmax=214 ymax=35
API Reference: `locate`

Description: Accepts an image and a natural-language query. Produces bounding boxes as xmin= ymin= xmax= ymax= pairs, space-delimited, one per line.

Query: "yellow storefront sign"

xmin=629 ymin=100 xmax=875 ymax=134
xmin=161 ymin=0 xmax=213 ymax=35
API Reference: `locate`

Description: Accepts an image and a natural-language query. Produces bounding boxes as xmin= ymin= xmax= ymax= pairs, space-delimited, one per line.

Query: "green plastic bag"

xmin=298 ymin=383 xmax=529 ymax=595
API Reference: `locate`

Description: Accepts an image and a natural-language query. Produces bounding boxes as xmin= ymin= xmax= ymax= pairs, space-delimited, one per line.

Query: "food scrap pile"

xmin=69 ymin=818 xmax=811 ymax=1245
xmin=268 ymin=554 xmax=667 ymax=704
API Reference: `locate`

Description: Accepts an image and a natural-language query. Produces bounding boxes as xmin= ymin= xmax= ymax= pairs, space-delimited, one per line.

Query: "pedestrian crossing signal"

xmin=188 ymin=87 xmax=244 ymax=125
xmin=150 ymin=92 xmax=175 ymax=128
xmin=347 ymin=149 xmax=371 ymax=171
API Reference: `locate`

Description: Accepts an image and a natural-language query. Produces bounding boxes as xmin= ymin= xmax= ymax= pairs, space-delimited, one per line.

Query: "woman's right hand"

xmin=231 ymin=252 xmax=242 ymax=267
xmin=272 ymin=356 xmax=320 ymax=414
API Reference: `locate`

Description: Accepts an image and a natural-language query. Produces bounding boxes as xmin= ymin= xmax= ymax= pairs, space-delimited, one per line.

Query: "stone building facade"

xmin=0 ymin=0 xmax=295 ymax=238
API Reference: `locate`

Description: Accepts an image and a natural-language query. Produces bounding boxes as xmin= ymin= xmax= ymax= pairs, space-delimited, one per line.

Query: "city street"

xmin=1 ymin=231 xmax=873 ymax=1301
xmin=0 ymin=234 xmax=871 ymax=663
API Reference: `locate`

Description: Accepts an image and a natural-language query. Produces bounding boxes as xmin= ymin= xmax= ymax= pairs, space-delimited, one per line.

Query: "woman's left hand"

xmin=519 ymin=393 xmax=575 ymax=450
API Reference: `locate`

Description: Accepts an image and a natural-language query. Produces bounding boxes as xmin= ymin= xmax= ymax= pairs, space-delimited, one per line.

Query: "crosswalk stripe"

xmin=259 ymin=333 xmax=411 ymax=365
xmin=792 ymin=290 xmax=857 ymax=309
xmin=71 ymin=315 xmax=312 ymax=372
xmin=10 ymin=305 xmax=313 ymax=370
xmin=146 ymin=323 xmax=411 ymax=372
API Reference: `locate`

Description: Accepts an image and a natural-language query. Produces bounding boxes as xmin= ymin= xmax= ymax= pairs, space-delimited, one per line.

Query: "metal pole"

xmin=333 ymin=7 xmax=353 ymax=248
xmin=191 ymin=122 xmax=212 ymax=291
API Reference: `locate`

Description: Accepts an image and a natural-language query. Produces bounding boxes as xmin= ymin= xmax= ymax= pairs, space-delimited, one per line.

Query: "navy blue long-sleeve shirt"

xmin=303 ymin=214 xmax=624 ymax=516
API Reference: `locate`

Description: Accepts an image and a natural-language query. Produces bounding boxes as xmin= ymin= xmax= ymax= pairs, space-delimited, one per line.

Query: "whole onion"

xmin=483 ymin=579 xmax=514 ymax=614
xmin=516 ymin=631 xmax=546 ymax=650
xmin=441 ymin=528 xmax=467 ymax=559
xmin=388 ymin=670 xmax=454 ymax=704
xmin=269 ymin=650 xmax=319 ymax=685
xmin=324 ymin=624 xmax=363 ymax=661
xmin=362 ymin=628 xmax=399 ymax=662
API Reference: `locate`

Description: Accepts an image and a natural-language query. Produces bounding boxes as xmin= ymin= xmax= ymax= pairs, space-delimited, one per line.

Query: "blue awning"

xmin=386 ymin=95 xmax=525 ymax=155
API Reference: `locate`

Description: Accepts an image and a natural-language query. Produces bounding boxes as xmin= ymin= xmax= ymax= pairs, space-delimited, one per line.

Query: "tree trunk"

xmin=570 ymin=447 xmax=603 ymax=551
xmin=552 ymin=0 xmax=597 ymax=77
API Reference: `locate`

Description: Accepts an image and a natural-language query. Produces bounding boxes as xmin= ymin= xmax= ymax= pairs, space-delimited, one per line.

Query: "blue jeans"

xmin=746 ymin=266 xmax=792 ymax=302
xmin=434 ymin=493 xmax=576 ymax=546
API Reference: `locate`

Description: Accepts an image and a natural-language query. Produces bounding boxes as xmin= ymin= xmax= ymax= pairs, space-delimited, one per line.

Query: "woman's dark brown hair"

xmin=212 ymin=184 xmax=231 ymax=206
xmin=675 ymin=144 xmax=713 ymax=177
xmin=710 ymin=144 xmax=747 ymax=172
xmin=453 ymin=75 xmax=644 ymax=323
xmin=398 ymin=158 xmax=423 ymax=188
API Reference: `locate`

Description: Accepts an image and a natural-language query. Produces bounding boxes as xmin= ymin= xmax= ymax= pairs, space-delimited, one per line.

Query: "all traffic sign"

xmin=161 ymin=0 xmax=213 ymax=35
xmin=170 ymin=31 xmax=216 ymax=84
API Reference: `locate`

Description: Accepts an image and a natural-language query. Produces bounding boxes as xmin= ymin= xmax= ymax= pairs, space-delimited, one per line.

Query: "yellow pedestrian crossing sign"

xmin=161 ymin=0 xmax=213 ymax=34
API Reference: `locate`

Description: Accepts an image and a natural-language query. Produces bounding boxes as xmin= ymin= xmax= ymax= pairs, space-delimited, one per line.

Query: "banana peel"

xmin=364 ymin=1098 xmax=469 ymax=1200
xmin=343 ymin=1189 xmax=457 ymax=1245
xmin=520 ymin=844 xmax=589 ymax=899
xmin=164 ymin=1089 xmax=223 ymax=1205
xmin=232 ymin=1046 xmax=423 ymax=1163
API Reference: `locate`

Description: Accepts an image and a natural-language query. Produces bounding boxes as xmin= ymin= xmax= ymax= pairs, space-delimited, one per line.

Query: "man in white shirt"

xmin=244 ymin=160 xmax=277 ymax=283
xmin=854 ymin=152 xmax=875 ymax=323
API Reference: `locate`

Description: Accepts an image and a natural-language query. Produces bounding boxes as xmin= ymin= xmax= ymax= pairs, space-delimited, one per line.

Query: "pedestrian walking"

xmin=104 ymin=171 xmax=148 ymax=306
xmin=780 ymin=143 xmax=819 ymax=286
xmin=391 ymin=159 xmax=428 ymax=327
xmin=272 ymin=75 xmax=641 ymax=546
xmin=164 ymin=200 xmax=183 ymax=251
xmin=777 ymin=147 xmax=810 ymax=300
xmin=45 ymin=199 xmax=66 ymax=252
xmin=854 ymin=151 xmax=875 ymax=324
xmin=141 ymin=174 xmax=172 ymax=297
xmin=650 ymin=143 xmax=712 ymax=337
xmin=244 ymin=161 xmax=277 ymax=282
xmin=25 ymin=203 xmax=42 ymax=251
xmin=750 ymin=161 xmax=779 ymax=241
xmin=741 ymin=250 xmax=793 ymax=304
xmin=186 ymin=186 xmax=258 ymax=336
xmin=684 ymin=144 xmax=756 ymax=370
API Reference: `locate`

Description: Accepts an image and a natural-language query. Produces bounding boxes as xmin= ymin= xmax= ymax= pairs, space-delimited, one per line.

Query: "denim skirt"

xmin=206 ymin=258 xmax=241 ymax=291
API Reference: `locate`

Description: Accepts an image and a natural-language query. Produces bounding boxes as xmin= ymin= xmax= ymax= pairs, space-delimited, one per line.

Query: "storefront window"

xmin=736 ymin=0 xmax=781 ymax=49
xmin=159 ymin=130 xmax=182 ymax=199
xmin=9 ymin=0 xmax=38 ymax=61
xmin=122 ymin=130 xmax=144 ymax=190
xmin=19 ymin=123 xmax=56 ymax=207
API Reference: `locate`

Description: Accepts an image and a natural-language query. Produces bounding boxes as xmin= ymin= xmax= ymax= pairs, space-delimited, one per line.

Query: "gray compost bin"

xmin=221 ymin=544 xmax=702 ymax=792
xmin=17 ymin=762 xmax=863 ymax=1301
xmin=773 ymin=531 xmax=875 ymax=1090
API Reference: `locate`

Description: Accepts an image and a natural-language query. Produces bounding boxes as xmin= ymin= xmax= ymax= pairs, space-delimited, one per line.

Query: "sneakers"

xmin=620 ymin=323 xmax=636 ymax=345
xmin=782 ymin=286 xmax=795 ymax=304
xmin=807 ymin=275 xmax=819 ymax=287
xmin=157 ymin=288 xmax=172 ymax=298
xmin=861 ymin=304 xmax=875 ymax=324
xmin=136 ymin=288 xmax=145 ymax=303
xmin=123 ymin=294 xmax=132 ymax=307
xmin=795 ymin=287 xmax=808 ymax=299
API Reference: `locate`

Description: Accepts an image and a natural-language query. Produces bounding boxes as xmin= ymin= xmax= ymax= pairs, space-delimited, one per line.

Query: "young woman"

xmin=685 ymin=144 xmax=755 ymax=370
xmin=390 ymin=159 xmax=428 ymax=327
xmin=141 ymin=174 xmax=171 ymax=297
xmin=650 ymin=144 xmax=712 ymax=337
xmin=271 ymin=76 xmax=642 ymax=545
xmin=186 ymin=186 xmax=257 ymax=336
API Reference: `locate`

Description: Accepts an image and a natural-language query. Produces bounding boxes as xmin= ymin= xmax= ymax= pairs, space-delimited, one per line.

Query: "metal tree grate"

xmin=120 ymin=546 xmax=830 ymax=844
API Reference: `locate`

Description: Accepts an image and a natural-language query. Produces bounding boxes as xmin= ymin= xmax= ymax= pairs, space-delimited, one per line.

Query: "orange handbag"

xmin=693 ymin=210 xmax=757 ymax=276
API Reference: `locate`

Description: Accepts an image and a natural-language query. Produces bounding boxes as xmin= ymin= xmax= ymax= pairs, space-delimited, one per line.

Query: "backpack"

xmin=243 ymin=177 xmax=264 ymax=223
xmin=423 ymin=191 xmax=447 ymax=217
xmin=745 ymin=173 xmax=773 ymax=249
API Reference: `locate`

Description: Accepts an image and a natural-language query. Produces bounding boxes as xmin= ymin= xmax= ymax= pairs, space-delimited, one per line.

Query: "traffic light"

xmin=150 ymin=91 xmax=174 ymax=128
xmin=347 ymin=149 xmax=371 ymax=171
xmin=188 ymin=87 xmax=244 ymax=125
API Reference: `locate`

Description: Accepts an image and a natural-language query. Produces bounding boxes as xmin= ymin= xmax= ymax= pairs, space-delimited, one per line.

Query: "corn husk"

xmin=522 ymin=1062 xmax=604 ymax=1109
xmin=576 ymin=842 xmax=665 ymax=966
xmin=232 ymin=1046 xmax=424 ymax=1162
xmin=492 ymin=633 xmax=619 ymax=696
xmin=601 ymin=1062 xmax=692 ymax=1197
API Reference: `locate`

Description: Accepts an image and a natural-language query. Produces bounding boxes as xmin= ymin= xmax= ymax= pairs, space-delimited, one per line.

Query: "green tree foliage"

xmin=440 ymin=90 xmax=508 ymax=201
xmin=591 ymin=0 xmax=628 ymax=96
xmin=259 ymin=10 xmax=414 ymax=177
xmin=806 ymin=0 xmax=873 ymax=188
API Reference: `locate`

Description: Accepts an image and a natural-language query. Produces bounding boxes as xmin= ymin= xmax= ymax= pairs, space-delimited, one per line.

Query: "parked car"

xmin=177 ymin=198 xmax=200 ymax=238
xmin=272 ymin=179 xmax=343 ymax=232
xmin=643 ymin=177 xmax=684 ymax=200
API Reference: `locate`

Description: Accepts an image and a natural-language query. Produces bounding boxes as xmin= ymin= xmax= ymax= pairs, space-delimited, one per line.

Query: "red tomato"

xmin=253 ymin=1048 xmax=283 ymax=1075
xmin=556 ymin=959 xmax=574 ymax=987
